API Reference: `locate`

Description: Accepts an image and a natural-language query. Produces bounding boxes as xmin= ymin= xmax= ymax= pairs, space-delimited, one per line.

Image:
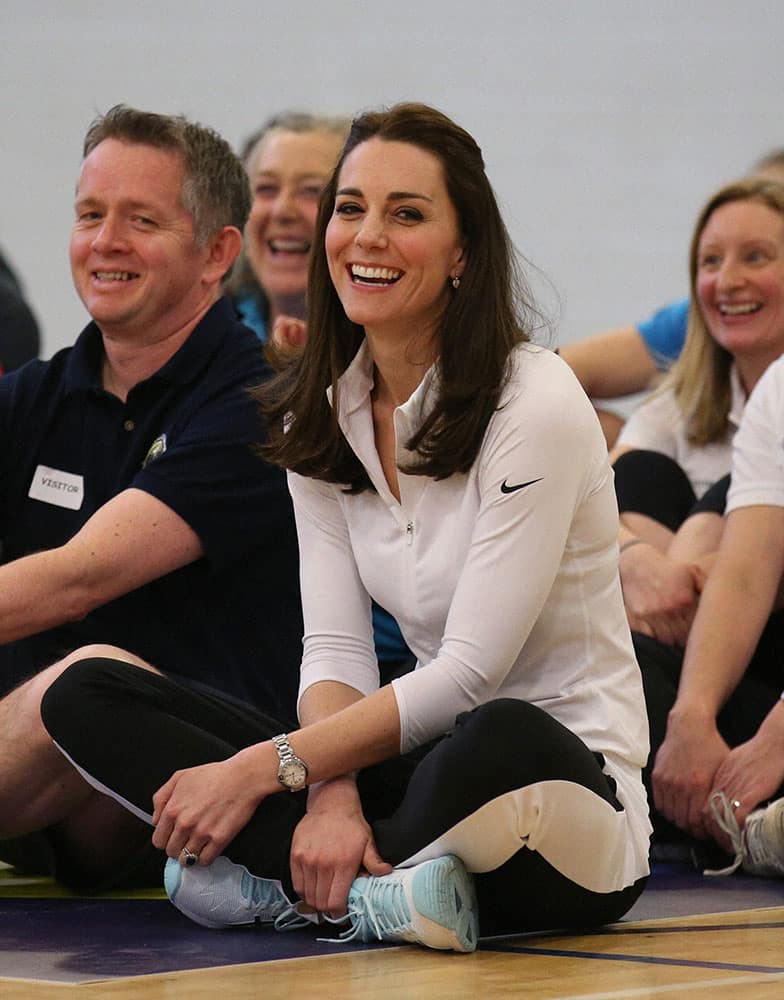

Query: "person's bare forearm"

xmin=560 ymin=326 xmax=658 ymax=399
xmin=0 ymin=487 xmax=203 ymax=645
xmin=667 ymin=512 xmax=723 ymax=566
xmin=299 ymin=681 xmax=367 ymax=807
xmin=290 ymin=681 xmax=402 ymax=784
xmin=0 ymin=545 xmax=96 ymax=643
xmin=672 ymin=507 xmax=784 ymax=723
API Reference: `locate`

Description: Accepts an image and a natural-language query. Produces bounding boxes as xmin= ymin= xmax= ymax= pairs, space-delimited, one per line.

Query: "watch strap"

xmin=272 ymin=733 xmax=308 ymax=791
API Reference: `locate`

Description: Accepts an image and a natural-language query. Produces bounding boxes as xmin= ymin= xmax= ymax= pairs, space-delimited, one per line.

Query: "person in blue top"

xmin=636 ymin=299 xmax=689 ymax=368
xmin=0 ymin=104 xmax=303 ymax=891
xmin=229 ymin=111 xmax=414 ymax=678
xmin=561 ymin=149 xmax=784 ymax=447
xmin=227 ymin=112 xmax=349 ymax=344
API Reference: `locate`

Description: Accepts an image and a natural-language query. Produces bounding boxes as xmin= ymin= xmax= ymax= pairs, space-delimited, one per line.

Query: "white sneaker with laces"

xmin=164 ymin=855 xmax=293 ymax=929
xmin=705 ymin=793 xmax=784 ymax=877
xmin=742 ymin=799 xmax=784 ymax=877
xmin=338 ymin=855 xmax=478 ymax=953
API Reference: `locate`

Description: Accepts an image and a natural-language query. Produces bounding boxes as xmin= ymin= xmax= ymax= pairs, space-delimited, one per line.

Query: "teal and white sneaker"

xmin=164 ymin=856 xmax=292 ymax=929
xmin=340 ymin=855 xmax=478 ymax=953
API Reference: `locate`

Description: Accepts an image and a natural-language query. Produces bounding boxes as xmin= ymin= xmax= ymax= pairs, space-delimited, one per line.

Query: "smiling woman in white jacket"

xmin=40 ymin=102 xmax=651 ymax=953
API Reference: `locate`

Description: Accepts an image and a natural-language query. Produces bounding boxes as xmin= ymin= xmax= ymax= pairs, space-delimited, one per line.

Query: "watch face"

xmin=280 ymin=759 xmax=307 ymax=789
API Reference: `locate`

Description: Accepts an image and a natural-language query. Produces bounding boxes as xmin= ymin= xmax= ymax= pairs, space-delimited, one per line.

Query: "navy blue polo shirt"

xmin=0 ymin=297 xmax=302 ymax=725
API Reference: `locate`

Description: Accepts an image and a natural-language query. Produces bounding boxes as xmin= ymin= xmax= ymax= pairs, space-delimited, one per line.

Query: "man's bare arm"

xmin=0 ymin=488 xmax=203 ymax=644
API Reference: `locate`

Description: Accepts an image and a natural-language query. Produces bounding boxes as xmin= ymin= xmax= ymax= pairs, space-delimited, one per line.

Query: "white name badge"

xmin=28 ymin=465 xmax=84 ymax=511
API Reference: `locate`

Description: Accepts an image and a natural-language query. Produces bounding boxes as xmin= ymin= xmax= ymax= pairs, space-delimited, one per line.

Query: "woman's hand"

xmin=652 ymin=710 xmax=729 ymax=839
xmin=152 ymin=747 xmax=275 ymax=867
xmin=271 ymin=315 xmax=307 ymax=358
xmin=704 ymin=712 xmax=784 ymax=849
xmin=703 ymin=739 xmax=784 ymax=849
xmin=620 ymin=542 xmax=704 ymax=646
xmin=290 ymin=776 xmax=392 ymax=917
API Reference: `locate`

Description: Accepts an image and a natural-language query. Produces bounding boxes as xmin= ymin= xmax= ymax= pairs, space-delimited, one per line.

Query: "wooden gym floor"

xmin=1 ymin=862 xmax=783 ymax=999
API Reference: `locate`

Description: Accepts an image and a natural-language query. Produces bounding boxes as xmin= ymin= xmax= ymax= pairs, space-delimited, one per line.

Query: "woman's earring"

xmin=451 ymin=274 xmax=461 ymax=289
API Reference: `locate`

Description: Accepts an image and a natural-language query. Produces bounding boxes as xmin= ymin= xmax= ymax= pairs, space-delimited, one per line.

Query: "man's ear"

xmin=203 ymin=226 xmax=243 ymax=284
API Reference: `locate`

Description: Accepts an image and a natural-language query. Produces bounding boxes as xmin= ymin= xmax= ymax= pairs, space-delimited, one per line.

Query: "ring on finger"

xmin=181 ymin=847 xmax=200 ymax=867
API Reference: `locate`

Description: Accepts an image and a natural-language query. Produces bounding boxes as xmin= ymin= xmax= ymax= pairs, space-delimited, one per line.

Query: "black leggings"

xmin=41 ymin=659 xmax=646 ymax=936
xmin=613 ymin=450 xmax=729 ymax=531
xmin=635 ymin=616 xmax=784 ymax=842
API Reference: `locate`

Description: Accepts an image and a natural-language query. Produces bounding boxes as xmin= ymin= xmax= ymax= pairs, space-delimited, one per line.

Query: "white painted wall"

xmin=3 ymin=0 xmax=783 ymax=355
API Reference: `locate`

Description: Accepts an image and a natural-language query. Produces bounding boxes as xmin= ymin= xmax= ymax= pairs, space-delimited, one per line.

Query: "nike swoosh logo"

xmin=500 ymin=477 xmax=543 ymax=494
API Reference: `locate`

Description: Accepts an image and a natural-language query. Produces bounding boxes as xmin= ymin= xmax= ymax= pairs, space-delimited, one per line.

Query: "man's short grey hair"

xmin=83 ymin=104 xmax=251 ymax=246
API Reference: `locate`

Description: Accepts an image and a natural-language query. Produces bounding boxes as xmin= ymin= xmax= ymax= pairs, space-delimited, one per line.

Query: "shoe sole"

xmin=410 ymin=855 xmax=479 ymax=953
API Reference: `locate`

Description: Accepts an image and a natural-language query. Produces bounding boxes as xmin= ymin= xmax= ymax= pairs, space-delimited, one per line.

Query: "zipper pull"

xmin=406 ymin=521 xmax=414 ymax=545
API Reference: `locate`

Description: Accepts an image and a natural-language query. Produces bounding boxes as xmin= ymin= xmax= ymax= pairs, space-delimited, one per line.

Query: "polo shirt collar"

xmin=62 ymin=296 xmax=234 ymax=396
xmin=729 ymin=364 xmax=746 ymax=429
xmin=328 ymin=339 xmax=375 ymax=418
xmin=62 ymin=322 xmax=106 ymax=393
xmin=328 ymin=339 xmax=441 ymax=496
xmin=330 ymin=337 xmax=440 ymax=428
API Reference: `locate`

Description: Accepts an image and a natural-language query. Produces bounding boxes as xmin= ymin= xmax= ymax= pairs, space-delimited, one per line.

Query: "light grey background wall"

xmin=3 ymin=0 xmax=783 ymax=356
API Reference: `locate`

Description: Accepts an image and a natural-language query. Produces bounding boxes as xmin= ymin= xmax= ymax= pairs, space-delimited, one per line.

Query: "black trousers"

xmin=613 ymin=450 xmax=729 ymax=530
xmin=41 ymin=659 xmax=646 ymax=936
xmin=635 ymin=618 xmax=784 ymax=843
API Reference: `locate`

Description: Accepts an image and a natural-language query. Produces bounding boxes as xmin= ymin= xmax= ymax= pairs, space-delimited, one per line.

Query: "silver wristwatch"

xmin=272 ymin=733 xmax=308 ymax=792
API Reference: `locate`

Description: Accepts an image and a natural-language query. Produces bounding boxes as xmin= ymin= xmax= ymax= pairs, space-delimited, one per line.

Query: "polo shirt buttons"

xmin=124 ymin=419 xmax=135 ymax=432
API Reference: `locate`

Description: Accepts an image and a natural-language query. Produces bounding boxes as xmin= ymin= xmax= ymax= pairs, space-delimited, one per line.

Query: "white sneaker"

xmin=743 ymin=799 xmax=784 ymax=876
xmin=705 ymin=793 xmax=784 ymax=877
xmin=338 ymin=855 xmax=478 ymax=953
xmin=164 ymin=856 xmax=293 ymax=929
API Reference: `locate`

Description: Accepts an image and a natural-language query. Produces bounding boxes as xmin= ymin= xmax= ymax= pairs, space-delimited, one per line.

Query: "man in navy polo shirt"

xmin=0 ymin=105 xmax=303 ymax=888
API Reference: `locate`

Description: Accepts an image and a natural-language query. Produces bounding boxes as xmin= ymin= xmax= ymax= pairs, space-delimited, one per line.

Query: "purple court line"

xmin=482 ymin=944 xmax=784 ymax=975
xmin=596 ymin=920 xmax=784 ymax=935
xmin=479 ymin=918 xmax=784 ymax=948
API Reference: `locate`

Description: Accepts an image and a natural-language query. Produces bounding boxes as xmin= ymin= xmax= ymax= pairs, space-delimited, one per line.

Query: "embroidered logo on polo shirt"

xmin=28 ymin=465 xmax=84 ymax=511
xmin=142 ymin=434 xmax=167 ymax=469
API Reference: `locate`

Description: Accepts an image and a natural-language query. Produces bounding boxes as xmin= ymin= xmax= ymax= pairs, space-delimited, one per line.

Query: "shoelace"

xmin=703 ymin=791 xmax=744 ymax=876
xmin=738 ymin=807 xmax=784 ymax=874
xmin=292 ymin=876 xmax=413 ymax=945
xmin=266 ymin=876 xmax=414 ymax=943
xmin=335 ymin=875 xmax=412 ymax=943
xmin=240 ymin=871 xmax=294 ymax=930
xmin=273 ymin=903 xmax=319 ymax=932
xmin=313 ymin=911 xmax=358 ymax=944
xmin=272 ymin=902 xmax=358 ymax=943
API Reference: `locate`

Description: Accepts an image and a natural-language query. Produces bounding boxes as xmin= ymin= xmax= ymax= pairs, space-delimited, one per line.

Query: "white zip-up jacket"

xmin=288 ymin=341 xmax=651 ymax=885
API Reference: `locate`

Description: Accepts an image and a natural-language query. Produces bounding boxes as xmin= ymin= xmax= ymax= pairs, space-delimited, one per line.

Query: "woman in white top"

xmin=40 ymin=103 xmax=650 ymax=951
xmin=611 ymin=178 xmax=784 ymax=648
xmin=618 ymin=179 xmax=784 ymax=861
xmin=649 ymin=353 xmax=784 ymax=875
